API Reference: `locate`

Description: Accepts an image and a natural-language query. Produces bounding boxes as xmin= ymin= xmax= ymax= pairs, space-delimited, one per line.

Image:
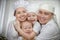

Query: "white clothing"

xmin=33 ymin=21 xmax=42 ymax=34
xmin=35 ymin=19 xmax=60 ymax=40
xmin=7 ymin=20 xmax=19 ymax=40
xmin=7 ymin=21 xmax=41 ymax=40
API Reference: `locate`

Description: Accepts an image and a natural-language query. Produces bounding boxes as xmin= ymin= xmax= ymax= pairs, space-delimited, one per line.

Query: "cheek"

xmin=27 ymin=17 xmax=30 ymax=20
xmin=46 ymin=15 xmax=52 ymax=20
xmin=31 ymin=29 xmax=33 ymax=31
xmin=35 ymin=17 xmax=37 ymax=19
xmin=31 ymin=16 xmax=37 ymax=19
xmin=15 ymin=14 xmax=20 ymax=18
xmin=37 ymin=15 xmax=41 ymax=20
xmin=24 ymin=13 xmax=27 ymax=16
xmin=22 ymin=28 xmax=26 ymax=32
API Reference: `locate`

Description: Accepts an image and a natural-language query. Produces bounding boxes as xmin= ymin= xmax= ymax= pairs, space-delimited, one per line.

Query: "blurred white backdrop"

xmin=0 ymin=0 xmax=60 ymax=37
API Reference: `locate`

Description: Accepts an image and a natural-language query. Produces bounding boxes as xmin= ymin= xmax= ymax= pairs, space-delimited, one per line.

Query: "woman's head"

xmin=37 ymin=4 xmax=55 ymax=25
xmin=14 ymin=7 xmax=27 ymax=21
xmin=14 ymin=0 xmax=29 ymax=22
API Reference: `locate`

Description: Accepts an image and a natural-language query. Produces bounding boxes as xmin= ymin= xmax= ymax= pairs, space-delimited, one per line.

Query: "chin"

xmin=40 ymin=21 xmax=46 ymax=25
xmin=19 ymin=19 xmax=26 ymax=21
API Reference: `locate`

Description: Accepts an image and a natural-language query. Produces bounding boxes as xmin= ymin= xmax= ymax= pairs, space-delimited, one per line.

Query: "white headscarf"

xmin=40 ymin=4 xmax=55 ymax=14
xmin=14 ymin=0 xmax=29 ymax=10
xmin=39 ymin=3 xmax=59 ymax=27
xmin=26 ymin=2 xmax=40 ymax=14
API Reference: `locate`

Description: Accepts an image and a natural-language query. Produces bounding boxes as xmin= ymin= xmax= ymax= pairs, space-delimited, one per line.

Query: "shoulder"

xmin=33 ymin=21 xmax=41 ymax=29
xmin=33 ymin=21 xmax=42 ymax=34
xmin=34 ymin=21 xmax=41 ymax=26
xmin=8 ymin=20 xmax=16 ymax=29
xmin=18 ymin=37 xmax=22 ymax=40
xmin=46 ymin=19 xmax=58 ymax=28
xmin=42 ymin=19 xmax=59 ymax=34
xmin=8 ymin=20 xmax=16 ymax=25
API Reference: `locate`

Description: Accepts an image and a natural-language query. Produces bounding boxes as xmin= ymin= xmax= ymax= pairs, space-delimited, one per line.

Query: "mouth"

xmin=25 ymin=32 xmax=31 ymax=34
xmin=20 ymin=17 xmax=24 ymax=19
xmin=40 ymin=18 xmax=46 ymax=22
xmin=31 ymin=19 xmax=35 ymax=21
xmin=19 ymin=16 xmax=26 ymax=19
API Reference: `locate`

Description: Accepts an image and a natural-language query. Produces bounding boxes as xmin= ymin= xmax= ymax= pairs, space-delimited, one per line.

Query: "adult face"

xmin=38 ymin=9 xmax=53 ymax=25
xmin=14 ymin=7 xmax=27 ymax=21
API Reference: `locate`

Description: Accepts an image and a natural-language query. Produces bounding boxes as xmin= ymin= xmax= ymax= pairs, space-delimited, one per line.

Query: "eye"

xmin=29 ymin=27 xmax=31 ymax=29
xmin=23 ymin=11 xmax=26 ymax=13
xmin=32 ymin=15 xmax=35 ymax=17
xmin=39 ymin=11 xmax=42 ymax=14
xmin=44 ymin=12 xmax=49 ymax=15
xmin=17 ymin=12 xmax=21 ymax=14
xmin=28 ymin=15 xmax=31 ymax=17
xmin=28 ymin=16 xmax=30 ymax=17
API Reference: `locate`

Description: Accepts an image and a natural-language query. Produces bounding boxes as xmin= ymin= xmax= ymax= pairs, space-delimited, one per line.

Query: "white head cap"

xmin=40 ymin=4 xmax=59 ymax=26
xmin=14 ymin=0 xmax=29 ymax=10
xmin=40 ymin=4 xmax=55 ymax=14
xmin=27 ymin=3 xmax=40 ymax=14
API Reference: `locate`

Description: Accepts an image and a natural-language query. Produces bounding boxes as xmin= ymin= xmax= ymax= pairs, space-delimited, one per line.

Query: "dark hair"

xmin=14 ymin=10 xmax=16 ymax=16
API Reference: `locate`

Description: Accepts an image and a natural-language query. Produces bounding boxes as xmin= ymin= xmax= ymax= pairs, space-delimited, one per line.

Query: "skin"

xmin=37 ymin=9 xmax=54 ymax=25
xmin=14 ymin=7 xmax=36 ymax=40
xmin=21 ymin=21 xmax=34 ymax=40
xmin=27 ymin=12 xmax=37 ymax=24
xmin=21 ymin=21 xmax=33 ymax=34
xmin=14 ymin=8 xmax=54 ymax=40
xmin=14 ymin=20 xmax=36 ymax=40
xmin=15 ymin=7 xmax=27 ymax=22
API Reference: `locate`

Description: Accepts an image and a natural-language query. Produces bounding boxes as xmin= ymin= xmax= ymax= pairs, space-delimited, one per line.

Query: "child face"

xmin=21 ymin=21 xmax=33 ymax=34
xmin=15 ymin=7 xmax=27 ymax=21
xmin=27 ymin=12 xmax=37 ymax=23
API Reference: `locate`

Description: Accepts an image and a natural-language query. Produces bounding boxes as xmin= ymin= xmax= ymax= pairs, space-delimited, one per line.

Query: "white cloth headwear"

xmin=27 ymin=3 xmax=40 ymax=14
xmin=40 ymin=4 xmax=59 ymax=27
xmin=40 ymin=4 xmax=55 ymax=14
xmin=14 ymin=0 xmax=29 ymax=10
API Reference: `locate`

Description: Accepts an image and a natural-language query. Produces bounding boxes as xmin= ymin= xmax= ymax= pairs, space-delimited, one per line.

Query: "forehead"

xmin=22 ymin=21 xmax=32 ymax=28
xmin=28 ymin=12 xmax=36 ymax=15
xmin=39 ymin=9 xmax=51 ymax=13
xmin=16 ymin=7 xmax=26 ymax=11
xmin=22 ymin=21 xmax=32 ymax=25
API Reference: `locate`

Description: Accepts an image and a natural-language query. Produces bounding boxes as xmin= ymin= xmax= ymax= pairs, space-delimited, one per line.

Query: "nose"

xmin=41 ymin=16 xmax=45 ymax=18
xmin=20 ymin=14 xmax=25 ymax=17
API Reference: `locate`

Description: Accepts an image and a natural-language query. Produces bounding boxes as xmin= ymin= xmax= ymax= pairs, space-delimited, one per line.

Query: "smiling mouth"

xmin=29 ymin=20 xmax=35 ymax=22
xmin=19 ymin=16 xmax=25 ymax=19
xmin=40 ymin=18 xmax=47 ymax=22
xmin=25 ymin=32 xmax=31 ymax=34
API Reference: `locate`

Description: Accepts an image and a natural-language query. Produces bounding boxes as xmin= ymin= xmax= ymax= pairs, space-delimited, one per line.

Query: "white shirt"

xmin=7 ymin=21 xmax=41 ymax=40
xmin=18 ymin=37 xmax=22 ymax=40
xmin=7 ymin=20 xmax=19 ymax=40
xmin=35 ymin=19 xmax=60 ymax=40
xmin=33 ymin=21 xmax=42 ymax=35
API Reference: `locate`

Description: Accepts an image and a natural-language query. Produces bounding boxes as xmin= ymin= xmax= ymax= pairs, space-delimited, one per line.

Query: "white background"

xmin=0 ymin=0 xmax=60 ymax=37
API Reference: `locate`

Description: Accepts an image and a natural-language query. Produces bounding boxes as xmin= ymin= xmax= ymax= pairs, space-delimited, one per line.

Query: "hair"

xmin=14 ymin=10 xmax=16 ymax=16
